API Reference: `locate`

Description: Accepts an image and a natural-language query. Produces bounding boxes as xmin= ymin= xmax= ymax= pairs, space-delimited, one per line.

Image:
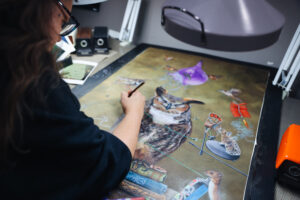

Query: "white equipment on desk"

xmin=273 ymin=24 xmax=300 ymax=99
xmin=119 ymin=0 xmax=142 ymax=45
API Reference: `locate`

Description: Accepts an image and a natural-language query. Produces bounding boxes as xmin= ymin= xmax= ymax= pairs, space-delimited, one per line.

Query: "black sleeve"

xmin=2 ymin=79 xmax=132 ymax=200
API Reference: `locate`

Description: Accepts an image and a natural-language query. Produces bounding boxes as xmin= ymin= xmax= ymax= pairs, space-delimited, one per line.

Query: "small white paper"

xmin=60 ymin=60 xmax=98 ymax=85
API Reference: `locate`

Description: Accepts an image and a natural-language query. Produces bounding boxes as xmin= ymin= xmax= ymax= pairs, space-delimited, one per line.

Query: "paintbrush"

xmin=128 ymin=81 xmax=145 ymax=97
xmin=110 ymin=81 xmax=145 ymax=132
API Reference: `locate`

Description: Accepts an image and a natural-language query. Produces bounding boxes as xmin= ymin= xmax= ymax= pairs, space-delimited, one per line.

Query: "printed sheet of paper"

xmin=60 ymin=60 xmax=97 ymax=85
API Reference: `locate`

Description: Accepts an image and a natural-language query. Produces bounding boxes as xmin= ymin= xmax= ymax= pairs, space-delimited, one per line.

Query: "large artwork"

xmin=79 ymin=47 xmax=269 ymax=200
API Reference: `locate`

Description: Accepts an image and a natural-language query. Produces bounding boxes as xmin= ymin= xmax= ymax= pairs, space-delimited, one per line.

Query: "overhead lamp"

xmin=161 ymin=0 xmax=285 ymax=51
xmin=73 ymin=0 xmax=107 ymax=5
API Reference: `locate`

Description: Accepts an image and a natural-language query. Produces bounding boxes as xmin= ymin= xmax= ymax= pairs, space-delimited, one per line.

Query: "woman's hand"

xmin=113 ymin=90 xmax=145 ymax=157
xmin=120 ymin=90 xmax=145 ymax=120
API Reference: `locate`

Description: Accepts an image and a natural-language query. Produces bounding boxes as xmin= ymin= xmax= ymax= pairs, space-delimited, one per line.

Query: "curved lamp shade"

xmin=73 ymin=0 xmax=107 ymax=5
xmin=161 ymin=0 xmax=285 ymax=51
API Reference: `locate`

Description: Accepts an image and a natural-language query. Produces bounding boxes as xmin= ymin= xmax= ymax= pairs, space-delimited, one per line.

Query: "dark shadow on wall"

xmin=290 ymin=72 xmax=300 ymax=99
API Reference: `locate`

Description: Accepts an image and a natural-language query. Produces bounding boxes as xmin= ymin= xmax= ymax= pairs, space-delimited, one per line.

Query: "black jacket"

xmin=1 ymin=79 xmax=132 ymax=200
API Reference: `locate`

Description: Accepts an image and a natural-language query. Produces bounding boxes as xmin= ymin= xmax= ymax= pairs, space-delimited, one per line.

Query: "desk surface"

xmin=72 ymin=44 xmax=282 ymax=200
xmin=69 ymin=38 xmax=135 ymax=90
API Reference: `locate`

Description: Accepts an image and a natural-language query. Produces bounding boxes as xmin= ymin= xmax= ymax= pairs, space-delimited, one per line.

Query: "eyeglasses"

xmin=57 ymin=0 xmax=80 ymax=36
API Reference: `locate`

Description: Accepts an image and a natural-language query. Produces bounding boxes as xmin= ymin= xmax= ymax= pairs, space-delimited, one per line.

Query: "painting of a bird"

xmin=133 ymin=87 xmax=204 ymax=164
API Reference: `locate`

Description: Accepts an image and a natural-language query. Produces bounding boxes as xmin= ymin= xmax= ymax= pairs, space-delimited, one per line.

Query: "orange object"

xmin=242 ymin=119 xmax=249 ymax=129
xmin=276 ymin=124 xmax=300 ymax=169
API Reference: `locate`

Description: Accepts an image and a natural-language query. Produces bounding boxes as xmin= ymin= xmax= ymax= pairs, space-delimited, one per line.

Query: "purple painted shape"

xmin=169 ymin=61 xmax=208 ymax=85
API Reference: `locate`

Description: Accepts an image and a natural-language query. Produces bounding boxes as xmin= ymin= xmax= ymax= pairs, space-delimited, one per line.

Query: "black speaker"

xmin=93 ymin=26 xmax=109 ymax=54
xmin=75 ymin=27 xmax=93 ymax=56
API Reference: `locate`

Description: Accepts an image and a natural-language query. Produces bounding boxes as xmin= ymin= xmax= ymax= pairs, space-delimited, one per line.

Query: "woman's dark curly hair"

xmin=0 ymin=0 xmax=61 ymax=166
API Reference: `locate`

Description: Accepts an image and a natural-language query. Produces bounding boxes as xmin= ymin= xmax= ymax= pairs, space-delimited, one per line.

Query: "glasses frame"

xmin=56 ymin=0 xmax=80 ymax=36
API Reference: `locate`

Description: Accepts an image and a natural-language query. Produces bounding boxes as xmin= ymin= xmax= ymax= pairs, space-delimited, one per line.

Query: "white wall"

xmin=72 ymin=0 xmax=127 ymax=32
xmin=72 ymin=0 xmax=300 ymax=68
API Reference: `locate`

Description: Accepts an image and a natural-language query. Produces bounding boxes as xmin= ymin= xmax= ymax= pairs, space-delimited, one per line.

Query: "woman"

xmin=0 ymin=0 xmax=145 ymax=199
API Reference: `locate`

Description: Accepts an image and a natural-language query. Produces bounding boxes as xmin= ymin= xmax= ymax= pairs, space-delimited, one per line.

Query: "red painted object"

xmin=230 ymin=102 xmax=251 ymax=118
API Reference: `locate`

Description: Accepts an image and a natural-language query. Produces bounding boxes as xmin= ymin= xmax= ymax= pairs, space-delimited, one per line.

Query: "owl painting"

xmin=133 ymin=87 xmax=204 ymax=164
